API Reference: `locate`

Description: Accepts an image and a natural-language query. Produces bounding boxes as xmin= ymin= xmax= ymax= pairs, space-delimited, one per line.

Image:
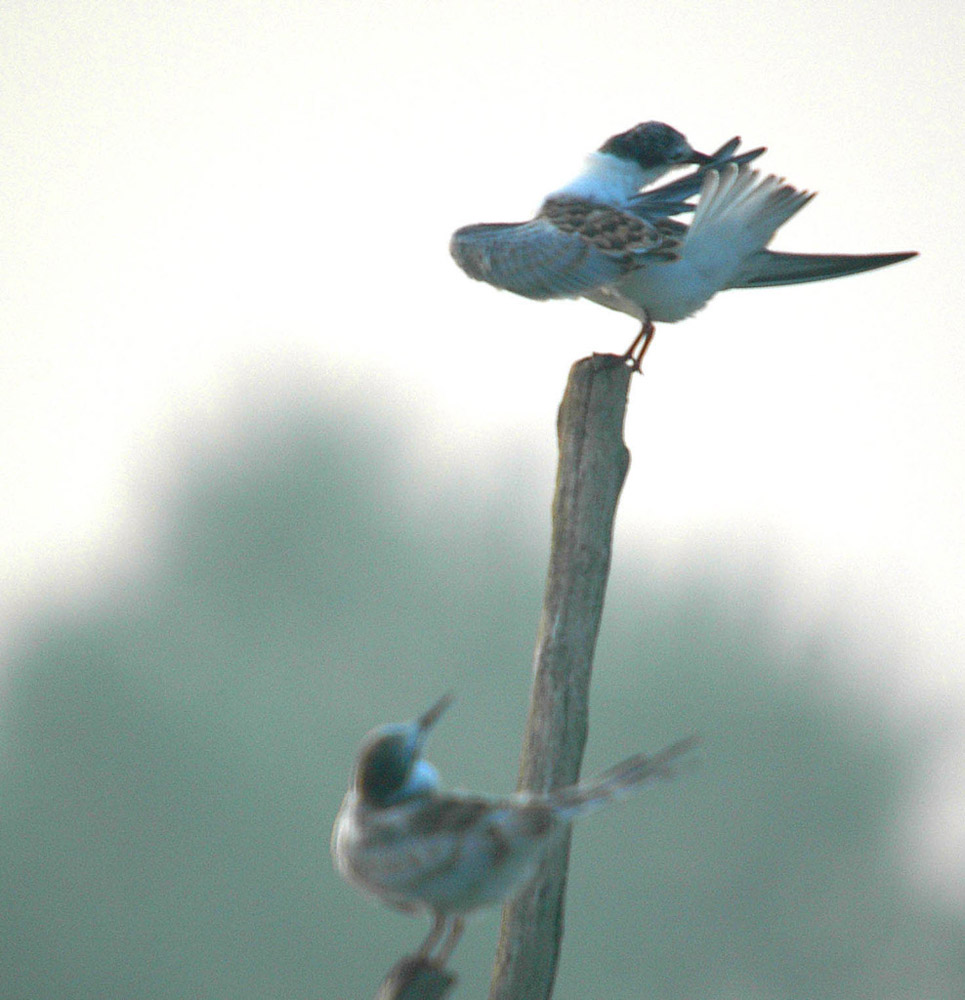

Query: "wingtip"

xmin=729 ymin=248 xmax=920 ymax=288
xmin=872 ymin=250 xmax=919 ymax=264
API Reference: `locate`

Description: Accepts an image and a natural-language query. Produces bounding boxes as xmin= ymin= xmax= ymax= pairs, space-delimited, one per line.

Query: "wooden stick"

xmin=489 ymin=354 xmax=633 ymax=1000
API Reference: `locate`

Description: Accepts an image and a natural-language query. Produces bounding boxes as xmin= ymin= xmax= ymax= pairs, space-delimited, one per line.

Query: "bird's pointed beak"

xmin=417 ymin=693 xmax=454 ymax=735
xmin=690 ymin=149 xmax=713 ymax=165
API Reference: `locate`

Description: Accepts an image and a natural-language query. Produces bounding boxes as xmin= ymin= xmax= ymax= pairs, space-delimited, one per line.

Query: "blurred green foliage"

xmin=1 ymin=390 xmax=962 ymax=999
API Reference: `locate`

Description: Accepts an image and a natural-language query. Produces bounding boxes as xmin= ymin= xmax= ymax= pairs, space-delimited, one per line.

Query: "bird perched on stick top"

xmin=450 ymin=121 xmax=917 ymax=367
xmin=332 ymin=693 xmax=697 ymax=967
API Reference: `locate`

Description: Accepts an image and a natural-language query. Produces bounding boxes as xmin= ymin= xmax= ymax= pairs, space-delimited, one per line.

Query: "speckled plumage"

xmin=449 ymin=121 xmax=917 ymax=366
xmin=331 ymin=695 xmax=697 ymax=967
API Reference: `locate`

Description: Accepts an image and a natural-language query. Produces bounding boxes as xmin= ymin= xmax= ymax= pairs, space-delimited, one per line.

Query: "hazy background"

xmin=2 ymin=2 xmax=963 ymax=998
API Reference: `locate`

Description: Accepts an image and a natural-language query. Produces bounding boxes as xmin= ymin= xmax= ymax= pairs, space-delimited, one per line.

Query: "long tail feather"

xmin=728 ymin=249 xmax=918 ymax=288
xmin=550 ymin=734 xmax=700 ymax=819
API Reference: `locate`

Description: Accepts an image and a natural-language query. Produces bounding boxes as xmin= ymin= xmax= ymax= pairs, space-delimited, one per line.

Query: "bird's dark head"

xmin=599 ymin=121 xmax=710 ymax=169
xmin=351 ymin=693 xmax=453 ymax=807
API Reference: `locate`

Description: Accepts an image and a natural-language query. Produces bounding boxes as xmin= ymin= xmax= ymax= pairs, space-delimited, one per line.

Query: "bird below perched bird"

xmin=449 ymin=121 xmax=917 ymax=368
xmin=331 ymin=694 xmax=698 ymax=967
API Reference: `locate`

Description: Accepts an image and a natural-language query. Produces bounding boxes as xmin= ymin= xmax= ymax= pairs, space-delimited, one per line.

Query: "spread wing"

xmin=450 ymin=199 xmax=676 ymax=301
xmin=675 ymin=166 xmax=815 ymax=291
xmin=625 ymin=136 xmax=767 ymax=222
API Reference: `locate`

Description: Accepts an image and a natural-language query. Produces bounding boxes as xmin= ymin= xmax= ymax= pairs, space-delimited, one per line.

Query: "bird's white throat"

xmin=549 ymin=152 xmax=663 ymax=205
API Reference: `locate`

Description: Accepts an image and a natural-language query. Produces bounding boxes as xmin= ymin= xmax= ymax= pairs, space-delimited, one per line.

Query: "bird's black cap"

xmin=599 ymin=121 xmax=710 ymax=168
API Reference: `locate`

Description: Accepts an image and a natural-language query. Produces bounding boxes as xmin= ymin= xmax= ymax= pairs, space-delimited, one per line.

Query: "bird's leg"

xmin=415 ymin=913 xmax=448 ymax=960
xmin=434 ymin=917 xmax=465 ymax=967
xmin=623 ymin=316 xmax=656 ymax=372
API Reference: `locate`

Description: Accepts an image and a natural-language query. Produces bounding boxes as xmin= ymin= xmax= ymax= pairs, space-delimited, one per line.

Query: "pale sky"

xmin=3 ymin=0 xmax=963 ymax=898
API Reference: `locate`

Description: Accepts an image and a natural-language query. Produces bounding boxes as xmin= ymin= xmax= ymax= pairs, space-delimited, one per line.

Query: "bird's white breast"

xmin=549 ymin=153 xmax=651 ymax=206
xmin=332 ymin=791 xmax=565 ymax=916
xmin=615 ymin=260 xmax=721 ymax=323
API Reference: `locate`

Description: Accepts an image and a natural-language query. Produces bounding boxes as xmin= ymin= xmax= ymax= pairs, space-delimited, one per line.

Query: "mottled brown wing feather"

xmin=450 ymin=198 xmax=676 ymax=301
xmin=541 ymin=197 xmax=664 ymax=253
